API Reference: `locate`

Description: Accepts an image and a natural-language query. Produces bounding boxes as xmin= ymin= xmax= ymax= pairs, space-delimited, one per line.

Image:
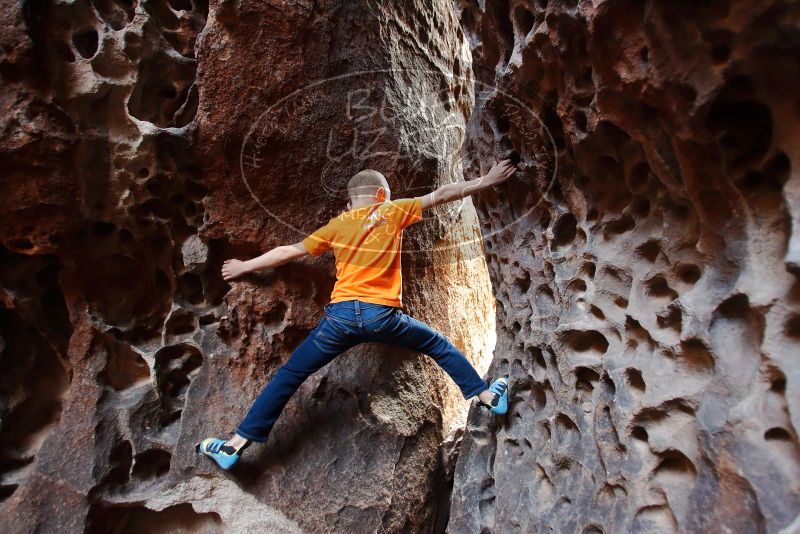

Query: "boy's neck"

xmin=349 ymin=200 xmax=383 ymax=210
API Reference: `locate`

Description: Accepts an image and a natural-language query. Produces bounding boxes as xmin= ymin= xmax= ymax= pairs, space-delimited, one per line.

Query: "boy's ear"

xmin=375 ymin=186 xmax=386 ymax=203
xmin=347 ymin=200 xmax=352 ymax=210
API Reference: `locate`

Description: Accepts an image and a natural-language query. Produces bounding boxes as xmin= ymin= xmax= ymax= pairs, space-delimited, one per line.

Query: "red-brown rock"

xmin=1 ymin=0 xmax=496 ymax=532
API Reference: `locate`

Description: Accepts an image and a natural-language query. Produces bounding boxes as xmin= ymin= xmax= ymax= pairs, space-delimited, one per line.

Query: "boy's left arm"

xmin=419 ymin=159 xmax=516 ymax=210
xmin=222 ymin=241 xmax=309 ymax=281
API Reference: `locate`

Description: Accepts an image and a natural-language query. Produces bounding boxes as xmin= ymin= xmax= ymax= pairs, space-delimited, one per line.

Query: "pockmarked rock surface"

xmin=448 ymin=1 xmax=800 ymax=533
xmin=1 ymin=0 xmax=495 ymax=532
xmin=4 ymin=0 xmax=799 ymax=532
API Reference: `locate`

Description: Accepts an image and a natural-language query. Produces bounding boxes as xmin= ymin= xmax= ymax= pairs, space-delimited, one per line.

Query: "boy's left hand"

xmin=222 ymin=259 xmax=248 ymax=281
xmin=484 ymin=159 xmax=517 ymax=185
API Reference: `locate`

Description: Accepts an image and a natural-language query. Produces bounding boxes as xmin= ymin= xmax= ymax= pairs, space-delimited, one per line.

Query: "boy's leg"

xmin=369 ymin=310 xmax=489 ymax=400
xmin=233 ymin=315 xmax=359 ymax=443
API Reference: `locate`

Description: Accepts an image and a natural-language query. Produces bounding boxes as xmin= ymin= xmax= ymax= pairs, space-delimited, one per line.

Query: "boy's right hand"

xmin=421 ymin=158 xmax=518 ymax=210
xmin=222 ymin=259 xmax=248 ymax=281
xmin=483 ymin=159 xmax=517 ymax=184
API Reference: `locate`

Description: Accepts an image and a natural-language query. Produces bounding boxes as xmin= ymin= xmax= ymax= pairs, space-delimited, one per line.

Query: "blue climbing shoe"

xmin=477 ymin=376 xmax=509 ymax=415
xmin=196 ymin=437 xmax=242 ymax=470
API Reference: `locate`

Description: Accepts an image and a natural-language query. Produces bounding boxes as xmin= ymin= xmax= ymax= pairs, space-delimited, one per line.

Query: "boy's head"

xmin=347 ymin=169 xmax=391 ymax=209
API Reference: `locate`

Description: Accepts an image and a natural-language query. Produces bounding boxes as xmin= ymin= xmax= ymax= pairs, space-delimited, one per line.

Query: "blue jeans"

xmin=235 ymin=299 xmax=490 ymax=442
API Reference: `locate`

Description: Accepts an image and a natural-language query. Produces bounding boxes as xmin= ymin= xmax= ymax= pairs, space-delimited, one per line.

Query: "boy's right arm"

xmin=221 ymin=242 xmax=309 ymax=281
xmin=419 ymin=159 xmax=516 ymax=210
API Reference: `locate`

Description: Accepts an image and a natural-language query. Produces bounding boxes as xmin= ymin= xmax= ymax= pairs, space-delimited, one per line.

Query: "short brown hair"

xmin=347 ymin=169 xmax=388 ymax=200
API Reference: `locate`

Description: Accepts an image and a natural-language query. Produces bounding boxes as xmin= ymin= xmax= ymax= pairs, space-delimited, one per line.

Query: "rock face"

xmin=448 ymin=1 xmax=800 ymax=533
xmin=1 ymin=0 xmax=495 ymax=532
xmin=3 ymin=0 xmax=799 ymax=532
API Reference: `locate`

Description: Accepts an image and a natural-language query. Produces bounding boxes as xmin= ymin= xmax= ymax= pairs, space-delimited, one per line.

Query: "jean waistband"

xmin=324 ymin=300 xmax=392 ymax=312
xmin=323 ymin=300 xmax=396 ymax=327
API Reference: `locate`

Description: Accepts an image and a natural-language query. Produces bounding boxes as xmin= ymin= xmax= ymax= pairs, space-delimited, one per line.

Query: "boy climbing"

xmin=197 ymin=159 xmax=517 ymax=470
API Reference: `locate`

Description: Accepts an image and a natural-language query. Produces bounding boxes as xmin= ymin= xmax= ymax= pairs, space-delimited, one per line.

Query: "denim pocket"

xmin=314 ymin=331 xmax=340 ymax=348
xmin=321 ymin=314 xmax=352 ymax=336
xmin=371 ymin=308 xmax=399 ymax=333
xmin=398 ymin=311 xmax=410 ymax=325
xmin=313 ymin=319 xmax=349 ymax=352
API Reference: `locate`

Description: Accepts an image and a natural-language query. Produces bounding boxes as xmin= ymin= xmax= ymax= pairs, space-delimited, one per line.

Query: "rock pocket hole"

xmin=644 ymin=275 xmax=678 ymax=301
xmin=87 ymin=503 xmax=223 ymax=534
xmin=603 ymin=215 xmax=635 ymax=238
xmin=628 ymin=161 xmax=650 ymax=193
xmin=554 ymin=413 xmax=580 ymax=445
xmin=631 ymin=426 xmax=648 ymax=441
xmin=575 ymin=367 xmax=600 ymax=394
xmin=762 ymin=151 xmax=791 ymax=184
xmin=784 ymin=314 xmax=800 ymax=339
xmin=573 ymin=110 xmax=587 ymax=132
xmin=93 ymin=0 xmax=134 ymax=30
xmin=711 ymin=44 xmax=731 ymax=63
xmin=675 ymin=263 xmax=701 ymax=285
xmin=552 ymin=213 xmax=578 ymax=250
xmin=764 ymin=427 xmax=792 ymax=441
xmin=562 ymin=330 xmax=609 ymax=354
xmin=657 ymin=305 xmax=682 ymax=333
xmin=131 ymin=449 xmax=172 ymax=480
xmin=73 ymin=28 xmax=99 ymax=59
xmin=625 ymin=368 xmax=646 ymax=396
xmin=580 ymin=262 xmax=596 ymax=279
xmin=514 ymin=6 xmax=535 ymax=38
xmin=154 ymin=344 xmax=203 ymax=427
xmin=165 ymin=309 xmax=197 ymax=339
xmin=706 ymin=96 xmax=772 ymax=169
xmin=102 ymin=340 xmax=151 ymax=390
xmin=567 ymin=279 xmax=587 ymax=300
xmin=636 ymin=240 xmax=661 ymax=263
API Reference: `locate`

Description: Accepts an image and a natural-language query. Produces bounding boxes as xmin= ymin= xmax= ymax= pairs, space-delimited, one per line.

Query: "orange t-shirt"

xmin=302 ymin=197 xmax=423 ymax=307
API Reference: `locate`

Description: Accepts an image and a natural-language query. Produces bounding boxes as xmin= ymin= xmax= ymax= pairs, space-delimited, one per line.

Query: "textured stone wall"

xmin=0 ymin=0 xmax=494 ymax=532
xmin=4 ymin=0 xmax=799 ymax=532
xmin=449 ymin=1 xmax=800 ymax=533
